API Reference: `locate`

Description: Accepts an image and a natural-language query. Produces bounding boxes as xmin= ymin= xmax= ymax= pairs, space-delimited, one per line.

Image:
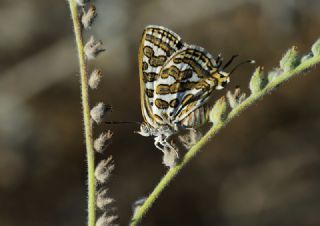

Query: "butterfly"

xmin=136 ymin=25 xmax=251 ymax=152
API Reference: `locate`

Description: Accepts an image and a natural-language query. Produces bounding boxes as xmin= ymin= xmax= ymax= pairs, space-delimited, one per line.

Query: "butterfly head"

xmin=213 ymin=71 xmax=230 ymax=90
xmin=212 ymin=54 xmax=255 ymax=90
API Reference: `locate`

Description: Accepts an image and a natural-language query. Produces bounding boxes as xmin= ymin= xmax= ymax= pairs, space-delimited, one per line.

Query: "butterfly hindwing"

xmin=154 ymin=45 xmax=219 ymax=124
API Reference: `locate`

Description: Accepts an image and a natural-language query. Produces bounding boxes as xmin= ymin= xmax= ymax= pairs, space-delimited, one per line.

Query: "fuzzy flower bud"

xmin=90 ymin=102 xmax=111 ymax=124
xmin=162 ymin=143 xmax=179 ymax=168
xmin=267 ymin=68 xmax=282 ymax=83
xmin=249 ymin=66 xmax=266 ymax=94
xmin=301 ymin=52 xmax=313 ymax=63
xmin=226 ymin=87 xmax=246 ymax=109
xmin=97 ymin=188 xmax=115 ymax=210
xmin=94 ymin=131 xmax=113 ymax=153
xmin=81 ymin=5 xmax=97 ymax=29
xmin=89 ymin=69 xmax=103 ymax=89
xmin=96 ymin=212 xmax=119 ymax=226
xmin=132 ymin=197 xmax=147 ymax=217
xmin=84 ymin=36 xmax=105 ymax=60
xmin=280 ymin=46 xmax=300 ymax=72
xmin=209 ymin=96 xmax=228 ymax=124
xmin=311 ymin=38 xmax=320 ymax=56
xmin=95 ymin=156 xmax=115 ymax=184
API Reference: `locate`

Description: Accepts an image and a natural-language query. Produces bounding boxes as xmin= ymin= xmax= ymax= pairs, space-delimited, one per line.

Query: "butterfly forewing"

xmin=138 ymin=25 xmax=185 ymax=128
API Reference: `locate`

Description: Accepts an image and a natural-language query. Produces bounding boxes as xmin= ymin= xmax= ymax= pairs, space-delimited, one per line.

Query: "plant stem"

xmin=130 ymin=54 xmax=320 ymax=226
xmin=68 ymin=1 xmax=96 ymax=226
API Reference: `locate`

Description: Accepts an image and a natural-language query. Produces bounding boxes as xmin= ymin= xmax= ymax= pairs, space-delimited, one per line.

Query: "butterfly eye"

xmin=221 ymin=81 xmax=228 ymax=87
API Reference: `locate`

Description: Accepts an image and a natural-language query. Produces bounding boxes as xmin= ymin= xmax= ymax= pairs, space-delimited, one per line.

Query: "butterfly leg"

xmin=154 ymin=136 xmax=164 ymax=152
xmin=154 ymin=135 xmax=166 ymax=152
xmin=154 ymin=134 xmax=172 ymax=152
xmin=154 ymin=134 xmax=174 ymax=151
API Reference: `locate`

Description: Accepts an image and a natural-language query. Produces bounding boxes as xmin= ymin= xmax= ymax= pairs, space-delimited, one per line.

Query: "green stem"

xmin=130 ymin=54 xmax=320 ymax=226
xmin=68 ymin=1 xmax=96 ymax=226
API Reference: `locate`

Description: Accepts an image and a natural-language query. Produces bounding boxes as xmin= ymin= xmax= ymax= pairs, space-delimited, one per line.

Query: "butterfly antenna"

xmin=216 ymin=53 xmax=223 ymax=67
xmin=229 ymin=59 xmax=255 ymax=75
xmin=222 ymin=54 xmax=239 ymax=70
xmin=105 ymin=121 xmax=141 ymax=125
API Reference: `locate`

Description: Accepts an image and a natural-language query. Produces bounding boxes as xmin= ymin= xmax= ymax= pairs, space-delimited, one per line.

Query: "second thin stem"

xmin=130 ymin=54 xmax=320 ymax=226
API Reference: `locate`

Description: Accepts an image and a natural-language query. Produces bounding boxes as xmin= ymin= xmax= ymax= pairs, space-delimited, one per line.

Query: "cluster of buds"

xmin=77 ymin=1 xmax=119 ymax=225
xmin=95 ymin=156 xmax=119 ymax=226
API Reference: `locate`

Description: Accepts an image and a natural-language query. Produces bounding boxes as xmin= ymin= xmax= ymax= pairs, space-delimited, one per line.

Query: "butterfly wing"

xmin=154 ymin=45 xmax=219 ymax=125
xmin=138 ymin=25 xmax=185 ymax=128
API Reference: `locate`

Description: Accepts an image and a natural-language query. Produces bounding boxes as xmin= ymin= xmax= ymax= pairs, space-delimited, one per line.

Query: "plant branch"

xmin=130 ymin=53 xmax=320 ymax=226
xmin=68 ymin=1 xmax=96 ymax=226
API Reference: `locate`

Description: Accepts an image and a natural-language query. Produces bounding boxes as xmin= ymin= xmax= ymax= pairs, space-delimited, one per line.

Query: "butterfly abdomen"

xmin=180 ymin=104 xmax=209 ymax=129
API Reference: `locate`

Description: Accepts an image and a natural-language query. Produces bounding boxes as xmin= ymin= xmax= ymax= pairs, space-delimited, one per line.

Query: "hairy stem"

xmin=130 ymin=54 xmax=320 ymax=226
xmin=68 ymin=1 xmax=96 ymax=226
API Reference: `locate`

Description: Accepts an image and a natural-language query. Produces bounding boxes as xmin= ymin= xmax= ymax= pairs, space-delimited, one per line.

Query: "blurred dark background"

xmin=0 ymin=0 xmax=320 ymax=225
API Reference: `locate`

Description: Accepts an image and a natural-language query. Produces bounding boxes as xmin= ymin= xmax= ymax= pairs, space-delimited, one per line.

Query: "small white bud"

xmin=209 ymin=96 xmax=228 ymax=124
xmin=162 ymin=144 xmax=179 ymax=168
xmin=280 ymin=46 xmax=300 ymax=72
xmin=84 ymin=36 xmax=105 ymax=60
xmin=226 ymin=87 xmax=246 ymax=109
xmin=94 ymin=131 xmax=113 ymax=153
xmin=132 ymin=197 xmax=146 ymax=217
xmin=96 ymin=212 xmax=119 ymax=226
xmin=90 ymin=102 xmax=110 ymax=124
xmin=81 ymin=5 xmax=97 ymax=29
xmin=249 ymin=66 xmax=266 ymax=94
xmin=89 ymin=69 xmax=103 ymax=89
xmin=95 ymin=156 xmax=115 ymax=184
xmin=97 ymin=188 xmax=115 ymax=210
xmin=267 ymin=68 xmax=282 ymax=83
xmin=301 ymin=52 xmax=313 ymax=63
